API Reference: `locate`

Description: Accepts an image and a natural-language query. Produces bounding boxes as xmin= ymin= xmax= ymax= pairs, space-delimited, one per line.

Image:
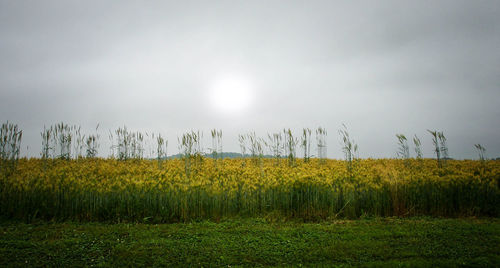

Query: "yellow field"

xmin=1 ymin=158 xmax=499 ymax=222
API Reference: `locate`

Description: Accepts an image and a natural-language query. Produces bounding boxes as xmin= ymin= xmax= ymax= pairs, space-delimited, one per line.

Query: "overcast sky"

xmin=1 ymin=0 xmax=499 ymax=159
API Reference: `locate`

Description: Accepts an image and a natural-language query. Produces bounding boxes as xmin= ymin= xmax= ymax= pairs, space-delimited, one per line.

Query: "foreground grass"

xmin=1 ymin=218 xmax=499 ymax=267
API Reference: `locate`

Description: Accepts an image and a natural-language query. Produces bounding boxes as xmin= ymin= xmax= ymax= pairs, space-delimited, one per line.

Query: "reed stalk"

xmin=301 ymin=128 xmax=312 ymax=163
xmin=413 ymin=135 xmax=423 ymax=159
xmin=0 ymin=121 xmax=22 ymax=175
xmin=316 ymin=127 xmax=327 ymax=164
xmin=339 ymin=124 xmax=358 ymax=175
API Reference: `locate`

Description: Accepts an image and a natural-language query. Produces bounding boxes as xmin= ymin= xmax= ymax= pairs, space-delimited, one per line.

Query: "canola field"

xmin=0 ymin=158 xmax=499 ymax=222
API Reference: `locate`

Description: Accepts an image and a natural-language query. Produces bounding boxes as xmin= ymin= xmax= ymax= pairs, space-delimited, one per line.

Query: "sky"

xmin=1 ymin=0 xmax=499 ymax=159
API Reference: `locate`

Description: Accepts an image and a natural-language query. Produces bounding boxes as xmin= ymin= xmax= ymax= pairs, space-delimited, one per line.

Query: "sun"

xmin=209 ymin=75 xmax=253 ymax=114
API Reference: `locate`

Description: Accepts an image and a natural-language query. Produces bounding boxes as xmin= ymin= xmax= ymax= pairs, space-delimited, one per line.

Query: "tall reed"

xmin=316 ymin=127 xmax=327 ymax=164
xmin=301 ymin=128 xmax=312 ymax=163
xmin=211 ymin=129 xmax=222 ymax=167
xmin=413 ymin=135 xmax=423 ymax=159
xmin=238 ymin=134 xmax=247 ymax=169
xmin=284 ymin=128 xmax=298 ymax=167
xmin=1 ymin=123 xmax=498 ymax=223
xmin=396 ymin=134 xmax=410 ymax=167
xmin=339 ymin=124 xmax=358 ymax=175
xmin=267 ymin=132 xmax=283 ymax=166
xmin=85 ymin=124 xmax=100 ymax=158
xmin=475 ymin=144 xmax=486 ymax=162
xmin=155 ymin=133 xmax=167 ymax=168
xmin=428 ymin=130 xmax=448 ymax=168
xmin=178 ymin=130 xmax=203 ymax=177
xmin=0 ymin=121 xmax=22 ymax=175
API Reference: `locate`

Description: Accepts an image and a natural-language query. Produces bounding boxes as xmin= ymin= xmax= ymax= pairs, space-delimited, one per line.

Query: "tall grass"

xmin=0 ymin=158 xmax=498 ymax=223
xmin=1 ymin=122 xmax=499 ymax=223
xmin=396 ymin=134 xmax=410 ymax=159
xmin=246 ymin=132 xmax=264 ymax=167
xmin=475 ymin=144 xmax=486 ymax=162
xmin=339 ymin=124 xmax=358 ymax=175
xmin=178 ymin=130 xmax=203 ymax=177
xmin=428 ymin=130 xmax=449 ymax=168
xmin=316 ymin=127 xmax=327 ymax=164
xmin=54 ymin=123 xmax=73 ymax=160
xmin=267 ymin=132 xmax=283 ymax=165
xmin=155 ymin=133 xmax=167 ymax=168
xmin=301 ymin=128 xmax=312 ymax=163
xmin=210 ymin=129 xmax=222 ymax=165
xmin=238 ymin=134 xmax=247 ymax=167
xmin=413 ymin=135 xmax=423 ymax=159
xmin=85 ymin=124 xmax=100 ymax=158
xmin=0 ymin=122 xmax=22 ymax=162
xmin=0 ymin=122 xmax=22 ymax=175
xmin=284 ymin=128 xmax=298 ymax=167
xmin=396 ymin=134 xmax=410 ymax=167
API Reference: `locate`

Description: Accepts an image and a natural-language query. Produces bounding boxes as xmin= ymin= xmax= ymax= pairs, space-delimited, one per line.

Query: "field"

xmin=2 ymin=0 xmax=500 ymax=265
xmin=1 ymin=218 xmax=499 ymax=266
xmin=1 ymin=158 xmax=499 ymax=222
xmin=1 ymin=156 xmax=499 ymax=266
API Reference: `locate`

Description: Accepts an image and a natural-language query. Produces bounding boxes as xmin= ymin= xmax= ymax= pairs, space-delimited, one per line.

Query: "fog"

xmin=1 ymin=1 xmax=499 ymax=159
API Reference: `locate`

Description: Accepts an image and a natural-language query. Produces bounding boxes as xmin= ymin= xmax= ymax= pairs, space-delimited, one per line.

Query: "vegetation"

xmin=267 ymin=131 xmax=283 ymax=165
xmin=301 ymin=128 xmax=312 ymax=163
xmin=428 ymin=130 xmax=449 ymax=168
xmin=475 ymin=143 xmax=486 ymax=162
xmin=0 ymin=158 xmax=498 ymax=223
xmin=210 ymin=129 xmax=222 ymax=167
xmin=413 ymin=134 xmax=423 ymax=159
xmin=0 ymin=122 xmax=22 ymax=175
xmin=1 ymin=121 xmax=499 ymax=265
xmin=284 ymin=128 xmax=298 ymax=167
xmin=316 ymin=127 xmax=327 ymax=164
xmin=0 ymin=121 xmax=499 ymax=223
xmin=339 ymin=124 xmax=358 ymax=175
xmin=85 ymin=124 xmax=100 ymax=158
xmin=1 ymin=218 xmax=499 ymax=267
xmin=396 ymin=134 xmax=410 ymax=160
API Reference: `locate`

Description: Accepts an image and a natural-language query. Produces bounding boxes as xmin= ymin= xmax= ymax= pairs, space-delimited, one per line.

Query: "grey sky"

xmin=1 ymin=0 xmax=499 ymax=159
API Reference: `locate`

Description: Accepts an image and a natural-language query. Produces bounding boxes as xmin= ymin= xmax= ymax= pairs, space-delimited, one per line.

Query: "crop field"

xmin=1 ymin=122 xmax=499 ymax=266
xmin=1 ymin=157 xmax=499 ymax=222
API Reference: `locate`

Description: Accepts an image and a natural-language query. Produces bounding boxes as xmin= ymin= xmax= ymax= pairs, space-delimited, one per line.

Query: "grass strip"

xmin=1 ymin=217 xmax=499 ymax=267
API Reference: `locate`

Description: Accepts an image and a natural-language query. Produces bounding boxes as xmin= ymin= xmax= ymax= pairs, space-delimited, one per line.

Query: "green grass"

xmin=1 ymin=218 xmax=499 ymax=267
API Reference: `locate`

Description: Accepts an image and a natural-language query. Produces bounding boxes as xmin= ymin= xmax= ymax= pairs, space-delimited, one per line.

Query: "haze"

xmin=1 ymin=0 xmax=499 ymax=159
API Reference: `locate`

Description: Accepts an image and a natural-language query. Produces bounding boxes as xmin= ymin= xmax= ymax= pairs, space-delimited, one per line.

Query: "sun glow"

xmin=209 ymin=75 xmax=253 ymax=113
